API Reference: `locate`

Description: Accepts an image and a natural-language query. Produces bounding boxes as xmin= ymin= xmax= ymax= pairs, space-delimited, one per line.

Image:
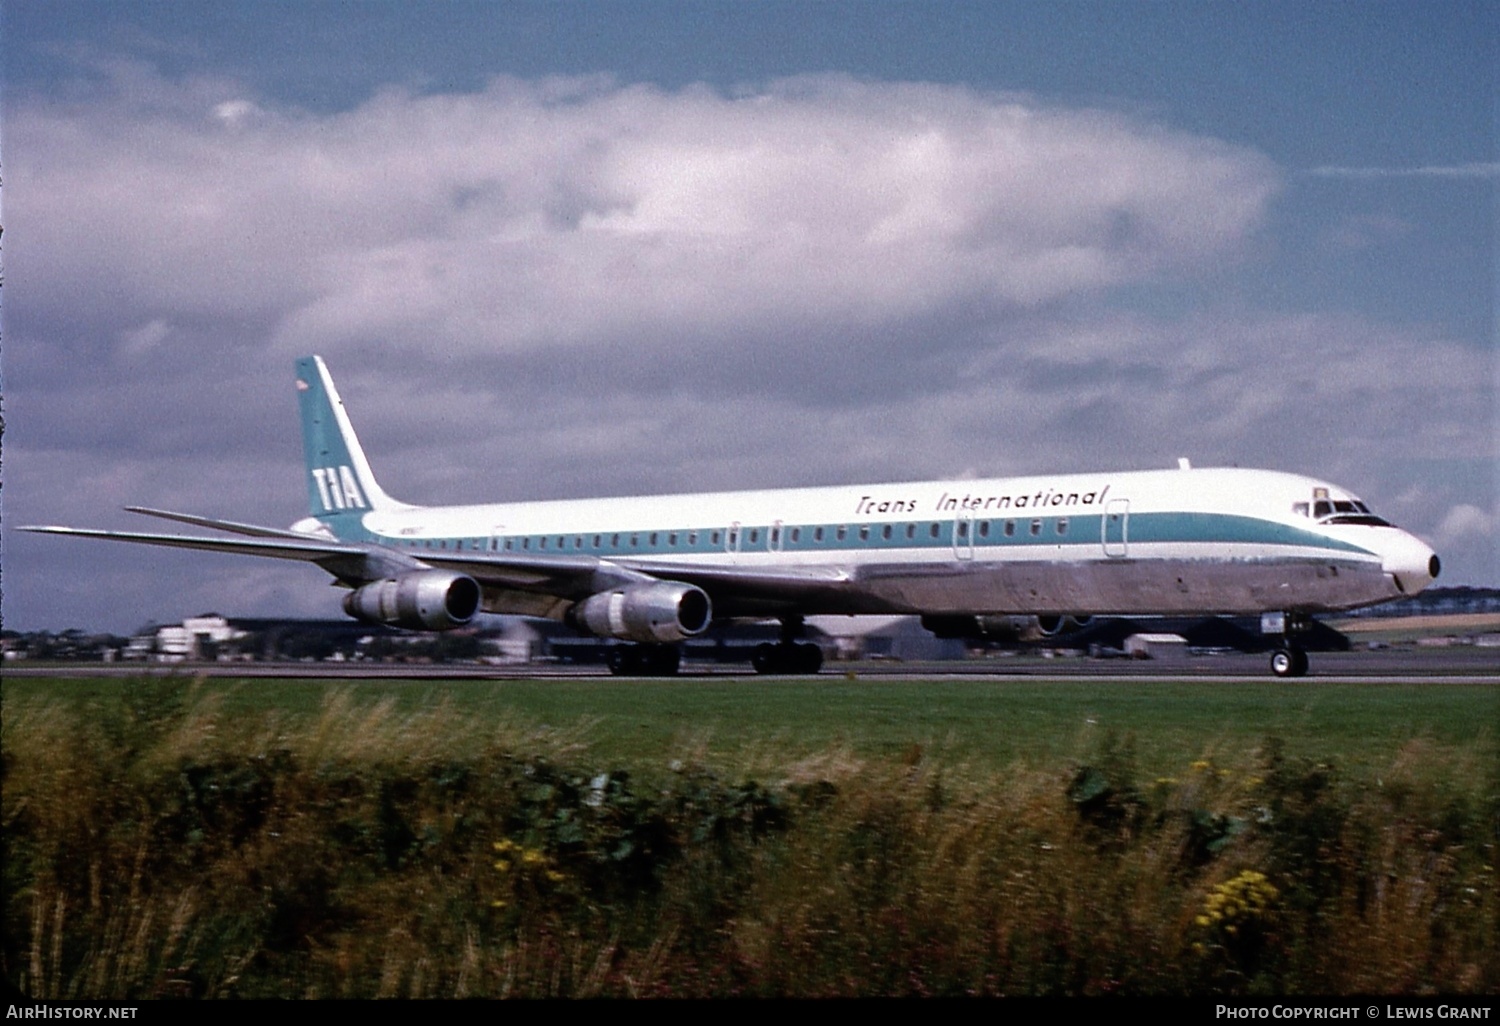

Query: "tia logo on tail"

xmin=311 ymin=466 xmax=366 ymax=511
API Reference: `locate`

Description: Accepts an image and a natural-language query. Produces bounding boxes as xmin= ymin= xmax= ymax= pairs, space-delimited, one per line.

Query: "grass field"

xmin=5 ymin=673 xmax=1495 ymax=780
xmin=4 ymin=673 xmax=1496 ymax=997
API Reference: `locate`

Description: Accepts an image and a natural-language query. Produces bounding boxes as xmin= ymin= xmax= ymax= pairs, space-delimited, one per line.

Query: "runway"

xmin=7 ymin=646 xmax=1496 ymax=684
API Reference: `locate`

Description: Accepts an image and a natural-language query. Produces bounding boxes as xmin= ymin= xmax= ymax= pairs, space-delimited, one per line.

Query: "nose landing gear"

xmin=1269 ymin=645 xmax=1309 ymax=678
xmin=1264 ymin=611 xmax=1311 ymax=678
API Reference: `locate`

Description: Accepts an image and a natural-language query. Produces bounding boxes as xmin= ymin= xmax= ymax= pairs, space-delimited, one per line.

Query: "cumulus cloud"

xmin=1435 ymin=503 xmax=1497 ymax=544
xmin=12 ymin=66 xmax=1278 ymax=370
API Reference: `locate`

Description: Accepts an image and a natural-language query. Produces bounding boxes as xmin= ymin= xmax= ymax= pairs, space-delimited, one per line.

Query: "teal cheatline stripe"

xmin=370 ymin=510 xmax=1373 ymax=559
xmin=1126 ymin=512 xmax=1373 ymax=555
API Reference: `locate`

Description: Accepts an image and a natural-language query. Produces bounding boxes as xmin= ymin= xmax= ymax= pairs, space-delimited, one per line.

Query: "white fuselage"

xmin=317 ymin=465 xmax=1438 ymax=620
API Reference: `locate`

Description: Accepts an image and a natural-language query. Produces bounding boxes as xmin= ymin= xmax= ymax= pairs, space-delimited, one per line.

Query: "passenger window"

xmin=1030 ymin=520 xmax=1042 ymax=536
xmin=1004 ymin=520 xmax=1016 ymax=537
xmin=906 ymin=523 xmax=916 ymax=540
xmin=837 ymin=526 xmax=847 ymax=541
xmin=979 ymin=521 xmax=990 ymax=538
xmin=815 ymin=527 xmax=825 ymax=542
xmin=859 ymin=525 xmax=870 ymax=541
xmin=882 ymin=524 xmax=893 ymax=540
xmin=1056 ymin=519 xmax=1069 ymax=535
xmin=929 ymin=523 xmax=940 ymax=539
xmin=790 ymin=527 xmax=801 ymax=543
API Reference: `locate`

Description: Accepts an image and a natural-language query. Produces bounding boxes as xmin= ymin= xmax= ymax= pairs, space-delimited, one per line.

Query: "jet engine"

xmin=343 ymin=570 xmax=482 ymax=630
xmin=567 ymin=581 xmax=712 ymax=644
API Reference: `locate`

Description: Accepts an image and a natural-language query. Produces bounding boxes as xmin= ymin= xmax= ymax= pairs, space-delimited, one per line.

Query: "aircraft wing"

xmin=614 ymin=559 xmax=854 ymax=613
xmin=414 ymin=551 xmax=853 ymax=612
xmin=18 ymin=524 xmax=357 ymax=563
xmin=24 ymin=514 xmax=857 ymax=617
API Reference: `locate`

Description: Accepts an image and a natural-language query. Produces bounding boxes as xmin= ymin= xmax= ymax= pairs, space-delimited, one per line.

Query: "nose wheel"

xmin=1269 ymin=646 xmax=1309 ymax=678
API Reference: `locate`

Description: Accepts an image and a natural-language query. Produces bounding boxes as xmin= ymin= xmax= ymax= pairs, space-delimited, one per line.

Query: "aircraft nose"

xmin=1382 ymin=531 xmax=1440 ymax=595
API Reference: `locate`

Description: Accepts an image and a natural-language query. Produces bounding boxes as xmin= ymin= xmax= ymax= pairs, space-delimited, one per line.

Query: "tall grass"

xmin=3 ymin=677 xmax=1495 ymax=997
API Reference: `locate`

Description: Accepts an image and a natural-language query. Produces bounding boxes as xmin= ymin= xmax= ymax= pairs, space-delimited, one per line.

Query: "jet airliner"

xmin=24 ymin=356 xmax=1441 ymax=677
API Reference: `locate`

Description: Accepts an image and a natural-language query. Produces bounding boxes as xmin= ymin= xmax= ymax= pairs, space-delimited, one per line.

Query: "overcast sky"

xmin=3 ymin=1 xmax=1496 ymax=634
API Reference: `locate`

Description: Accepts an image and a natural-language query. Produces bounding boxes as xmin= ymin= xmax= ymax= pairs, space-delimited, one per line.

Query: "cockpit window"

xmin=1297 ymin=496 xmax=1389 ymax=526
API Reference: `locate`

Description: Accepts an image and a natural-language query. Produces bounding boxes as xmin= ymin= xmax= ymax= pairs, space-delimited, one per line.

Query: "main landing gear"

xmin=751 ymin=616 xmax=825 ymax=675
xmin=1265 ymin=611 xmax=1311 ymax=678
xmin=607 ymin=643 xmax=681 ymax=677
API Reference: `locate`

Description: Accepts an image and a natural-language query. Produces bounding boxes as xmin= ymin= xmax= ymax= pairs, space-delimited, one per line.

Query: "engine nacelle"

xmin=567 ymin=582 xmax=712 ymax=644
xmin=343 ymin=571 xmax=482 ymax=631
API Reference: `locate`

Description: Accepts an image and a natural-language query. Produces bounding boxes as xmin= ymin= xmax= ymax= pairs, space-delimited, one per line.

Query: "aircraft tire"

xmin=609 ymin=644 xmax=681 ymax=676
xmin=1270 ymin=647 xmax=1309 ymax=678
xmin=607 ymin=647 xmax=638 ymax=676
xmin=752 ymin=642 xmax=823 ymax=675
xmin=645 ymin=644 xmax=681 ymax=676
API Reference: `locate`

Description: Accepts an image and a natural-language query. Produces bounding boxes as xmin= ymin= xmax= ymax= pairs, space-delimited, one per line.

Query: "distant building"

xmin=131 ymin=614 xmax=247 ymax=662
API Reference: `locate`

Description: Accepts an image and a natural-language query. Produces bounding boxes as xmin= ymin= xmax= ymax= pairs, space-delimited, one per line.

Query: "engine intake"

xmin=568 ymin=582 xmax=712 ymax=644
xmin=343 ymin=571 xmax=481 ymax=631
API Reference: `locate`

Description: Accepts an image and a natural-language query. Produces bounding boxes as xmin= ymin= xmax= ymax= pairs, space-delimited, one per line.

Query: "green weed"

xmin=2 ymin=679 xmax=1494 ymax=996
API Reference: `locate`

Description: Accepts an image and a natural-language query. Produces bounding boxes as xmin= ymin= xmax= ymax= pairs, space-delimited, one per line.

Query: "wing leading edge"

xmin=21 ymin=509 xmax=850 ymax=617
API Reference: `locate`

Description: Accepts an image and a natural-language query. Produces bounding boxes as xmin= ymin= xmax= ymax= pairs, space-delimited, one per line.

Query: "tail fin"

xmin=295 ymin=355 xmax=410 ymax=519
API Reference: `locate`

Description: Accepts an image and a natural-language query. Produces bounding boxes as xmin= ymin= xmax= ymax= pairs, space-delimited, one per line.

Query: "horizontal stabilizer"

xmin=125 ymin=506 xmax=332 ymax=541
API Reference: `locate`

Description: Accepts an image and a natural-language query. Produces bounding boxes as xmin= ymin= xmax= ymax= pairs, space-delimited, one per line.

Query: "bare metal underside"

xmin=479 ymin=555 xmax=1391 ymax=621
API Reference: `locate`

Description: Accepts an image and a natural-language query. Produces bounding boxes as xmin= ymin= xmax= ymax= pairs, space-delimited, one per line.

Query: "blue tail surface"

xmin=295 ymin=356 xmax=407 ymax=522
